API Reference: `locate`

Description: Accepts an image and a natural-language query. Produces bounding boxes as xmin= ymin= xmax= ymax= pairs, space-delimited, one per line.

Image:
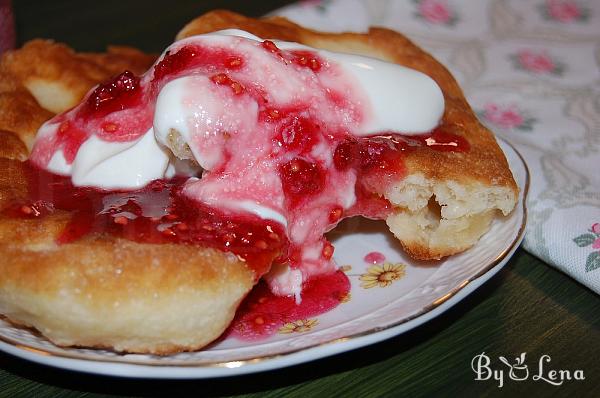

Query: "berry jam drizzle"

xmin=8 ymin=162 xmax=286 ymax=277
xmin=227 ymin=270 xmax=350 ymax=340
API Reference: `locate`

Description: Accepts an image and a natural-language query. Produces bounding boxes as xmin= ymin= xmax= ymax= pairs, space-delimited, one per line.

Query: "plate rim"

xmin=0 ymin=137 xmax=529 ymax=377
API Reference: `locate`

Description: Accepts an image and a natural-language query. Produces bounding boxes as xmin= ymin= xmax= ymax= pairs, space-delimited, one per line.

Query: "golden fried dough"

xmin=0 ymin=213 xmax=256 ymax=354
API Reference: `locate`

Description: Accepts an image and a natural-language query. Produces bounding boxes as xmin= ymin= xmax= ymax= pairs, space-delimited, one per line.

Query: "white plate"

xmin=0 ymin=139 xmax=528 ymax=379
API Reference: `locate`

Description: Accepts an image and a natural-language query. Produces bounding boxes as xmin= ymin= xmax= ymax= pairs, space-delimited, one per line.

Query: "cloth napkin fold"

xmin=274 ymin=0 xmax=600 ymax=294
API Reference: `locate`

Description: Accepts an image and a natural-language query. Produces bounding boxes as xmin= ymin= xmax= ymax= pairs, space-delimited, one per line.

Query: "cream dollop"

xmin=39 ymin=29 xmax=443 ymax=190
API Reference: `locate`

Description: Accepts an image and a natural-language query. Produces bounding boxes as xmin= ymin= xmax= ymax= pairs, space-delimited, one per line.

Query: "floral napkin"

xmin=274 ymin=0 xmax=600 ymax=294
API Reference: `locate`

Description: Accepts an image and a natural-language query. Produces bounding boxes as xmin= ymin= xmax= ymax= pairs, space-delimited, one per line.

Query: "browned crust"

xmin=0 ymin=211 xmax=257 ymax=354
xmin=0 ymin=212 xmax=249 ymax=291
xmin=0 ymin=40 xmax=155 ymax=112
xmin=0 ymin=75 xmax=53 ymax=150
xmin=0 ymin=158 xmax=27 ymax=208
xmin=0 ymin=130 xmax=28 ymax=160
xmin=177 ymin=10 xmax=518 ymax=194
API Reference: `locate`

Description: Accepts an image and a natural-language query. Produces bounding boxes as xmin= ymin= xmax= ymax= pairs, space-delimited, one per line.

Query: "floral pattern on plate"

xmin=279 ymin=319 xmax=319 ymax=334
xmin=358 ymin=263 xmax=407 ymax=289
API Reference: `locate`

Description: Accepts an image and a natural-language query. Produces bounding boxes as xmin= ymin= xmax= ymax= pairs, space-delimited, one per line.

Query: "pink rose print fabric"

xmin=511 ymin=49 xmax=565 ymax=75
xmin=414 ymin=0 xmax=458 ymax=26
xmin=479 ymin=104 xmax=536 ymax=131
xmin=573 ymin=223 xmax=600 ymax=272
xmin=541 ymin=0 xmax=590 ymax=23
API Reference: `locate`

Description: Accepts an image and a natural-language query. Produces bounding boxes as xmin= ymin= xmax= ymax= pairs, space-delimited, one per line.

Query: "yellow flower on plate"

xmin=279 ymin=319 xmax=318 ymax=334
xmin=359 ymin=263 xmax=406 ymax=289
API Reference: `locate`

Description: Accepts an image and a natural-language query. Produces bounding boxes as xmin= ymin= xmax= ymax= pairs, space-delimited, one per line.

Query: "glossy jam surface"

xmin=85 ymin=70 xmax=142 ymax=119
xmin=8 ymin=162 xmax=286 ymax=276
xmin=227 ymin=270 xmax=350 ymax=340
xmin=413 ymin=128 xmax=470 ymax=152
xmin=364 ymin=251 xmax=386 ymax=264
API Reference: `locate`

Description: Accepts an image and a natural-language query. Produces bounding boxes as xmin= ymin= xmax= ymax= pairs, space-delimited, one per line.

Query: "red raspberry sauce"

xmin=227 ymin=270 xmax=350 ymax=340
xmin=8 ymin=162 xmax=286 ymax=277
xmin=364 ymin=251 xmax=386 ymax=264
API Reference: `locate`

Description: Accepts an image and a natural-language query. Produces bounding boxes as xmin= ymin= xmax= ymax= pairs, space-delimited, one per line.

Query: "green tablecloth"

xmin=1 ymin=1 xmax=598 ymax=397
